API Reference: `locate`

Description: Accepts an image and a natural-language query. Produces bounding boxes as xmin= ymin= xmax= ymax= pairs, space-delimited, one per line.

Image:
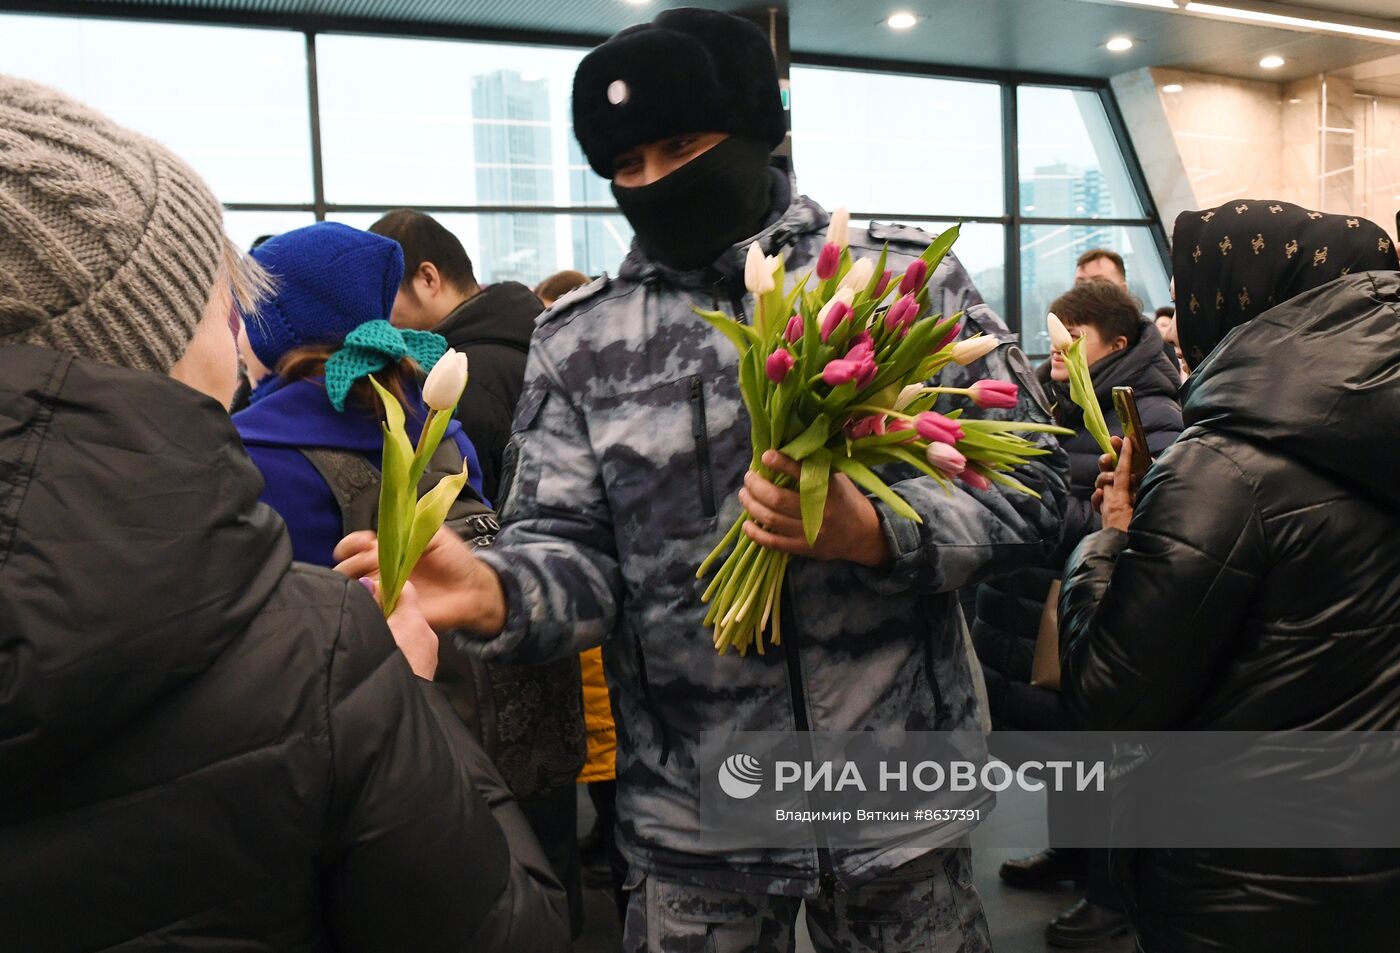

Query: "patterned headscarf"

xmin=1172 ymin=200 xmax=1397 ymax=368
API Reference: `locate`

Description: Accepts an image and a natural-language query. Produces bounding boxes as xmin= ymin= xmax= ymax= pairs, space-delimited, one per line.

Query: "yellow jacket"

xmin=577 ymin=647 xmax=616 ymax=783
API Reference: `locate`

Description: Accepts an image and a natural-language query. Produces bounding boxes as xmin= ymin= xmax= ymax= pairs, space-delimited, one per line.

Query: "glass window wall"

xmin=0 ymin=14 xmax=1168 ymax=346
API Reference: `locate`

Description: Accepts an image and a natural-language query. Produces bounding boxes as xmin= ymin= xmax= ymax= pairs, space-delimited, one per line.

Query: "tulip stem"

xmin=415 ymin=409 xmax=436 ymax=458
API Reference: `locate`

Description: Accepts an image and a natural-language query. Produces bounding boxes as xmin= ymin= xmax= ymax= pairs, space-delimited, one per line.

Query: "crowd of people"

xmin=1 ymin=6 xmax=1398 ymax=953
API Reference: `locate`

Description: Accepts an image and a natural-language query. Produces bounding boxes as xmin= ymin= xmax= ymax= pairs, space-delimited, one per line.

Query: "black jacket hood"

xmin=1184 ymin=270 xmax=1400 ymax=512
xmin=0 ymin=346 xmax=290 ymax=787
xmin=434 ymin=281 xmax=541 ymax=353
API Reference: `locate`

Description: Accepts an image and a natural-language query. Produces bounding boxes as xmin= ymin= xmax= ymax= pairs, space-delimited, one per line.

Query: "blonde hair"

xmin=222 ymin=237 xmax=277 ymax=318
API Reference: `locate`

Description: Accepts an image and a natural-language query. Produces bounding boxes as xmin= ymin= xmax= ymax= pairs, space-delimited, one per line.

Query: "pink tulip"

xmin=873 ymin=270 xmax=894 ymax=297
xmin=819 ymin=300 xmax=852 ymax=342
xmin=926 ymin=442 xmax=967 ymax=477
xmin=845 ymin=331 xmax=875 ymax=362
xmin=844 ymin=414 xmax=888 ymax=440
xmin=857 ymin=361 xmax=878 ymax=389
xmin=816 ymin=243 xmax=841 ymax=281
xmin=915 ymin=411 xmax=965 ymax=445
xmin=961 ymin=468 xmax=992 ymax=492
xmin=822 ymin=359 xmax=861 ymax=387
xmin=968 ymin=379 xmax=1019 ymax=410
xmin=766 ymin=348 xmax=796 ymax=384
xmin=888 ymin=418 xmax=918 ymax=443
xmin=884 ymin=294 xmax=919 ymax=332
xmin=785 ymin=314 xmax=804 ymax=343
xmin=899 ymin=259 xmax=929 ymax=296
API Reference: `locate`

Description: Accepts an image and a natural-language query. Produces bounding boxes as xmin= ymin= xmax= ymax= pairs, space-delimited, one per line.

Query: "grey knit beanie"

xmin=0 ymin=74 xmax=226 ymax=373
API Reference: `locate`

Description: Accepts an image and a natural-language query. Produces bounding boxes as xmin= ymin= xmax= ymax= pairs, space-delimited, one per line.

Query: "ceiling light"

xmin=1163 ymin=83 xmax=1184 ymax=92
xmin=1260 ymin=54 xmax=1285 ymax=68
xmin=887 ymin=12 xmax=918 ymax=29
xmin=1106 ymin=36 xmax=1135 ymax=51
xmin=1183 ymin=3 xmax=1400 ymax=44
xmin=1288 ymin=97 xmax=1303 ymax=103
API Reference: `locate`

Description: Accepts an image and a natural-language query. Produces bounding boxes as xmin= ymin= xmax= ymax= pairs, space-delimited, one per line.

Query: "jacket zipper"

xmin=781 ymin=580 xmax=837 ymax=896
xmin=689 ymin=376 xmax=717 ymax=519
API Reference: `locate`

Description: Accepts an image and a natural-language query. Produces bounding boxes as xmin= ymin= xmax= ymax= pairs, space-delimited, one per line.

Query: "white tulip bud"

xmin=839 ymin=257 xmax=875 ymax=293
xmin=825 ymin=207 xmax=850 ymax=249
xmin=894 ymin=383 xmax=926 ymax=412
xmin=423 ymin=348 xmax=470 ymax=411
xmin=950 ymin=335 xmax=1001 ymax=366
xmin=743 ymin=242 xmax=776 ymax=295
xmin=1047 ymin=312 xmax=1075 ymax=352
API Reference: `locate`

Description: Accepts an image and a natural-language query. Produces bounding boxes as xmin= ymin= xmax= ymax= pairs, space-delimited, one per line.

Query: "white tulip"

xmin=894 ymin=383 xmax=927 ymax=412
xmin=826 ymin=207 xmax=850 ymax=249
xmin=839 ymin=257 xmax=875 ymax=293
xmin=1046 ymin=312 xmax=1075 ymax=352
xmin=423 ymin=348 xmax=470 ymax=411
xmin=950 ymin=335 xmax=1001 ymax=367
xmin=743 ymin=242 xmax=777 ymax=295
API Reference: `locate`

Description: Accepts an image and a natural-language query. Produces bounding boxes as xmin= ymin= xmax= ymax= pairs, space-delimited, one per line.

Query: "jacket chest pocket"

xmin=590 ymin=374 xmax=722 ymax=557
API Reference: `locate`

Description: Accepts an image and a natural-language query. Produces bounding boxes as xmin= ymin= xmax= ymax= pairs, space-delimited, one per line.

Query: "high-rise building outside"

xmin=567 ymin=136 xmax=633 ymax=278
xmin=472 ymin=69 xmax=557 ymax=285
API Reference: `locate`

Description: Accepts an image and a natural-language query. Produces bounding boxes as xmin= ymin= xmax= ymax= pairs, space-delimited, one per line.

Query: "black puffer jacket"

xmin=0 ymin=346 xmax=569 ymax=953
xmin=975 ymin=319 xmax=1181 ymax=729
xmin=1060 ymin=272 xmax=1400 ymax=951
xmin=435 ymin=281 xmax=541 ymax=505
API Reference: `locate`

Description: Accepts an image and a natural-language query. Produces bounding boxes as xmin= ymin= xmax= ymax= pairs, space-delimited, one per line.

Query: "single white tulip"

xmin=826 ymin=207 xmax=850 ymax=249
xmin=744 ymin=242 xmax=777 ymax=295
xmin=839 ymin=257 xmax=875 ymax=293
xmin=423 ymin=348 xmax=470 ymax=411
xmin=950 ymin=335 xmax=1001 ymax=366
xmin=894 ymin=383 xmax=926 ymax=412
xmin=1047 ymin=312 xmax=1075 ymax=352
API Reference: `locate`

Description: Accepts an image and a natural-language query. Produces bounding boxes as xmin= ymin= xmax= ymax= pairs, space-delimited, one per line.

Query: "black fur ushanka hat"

xmin=571 ymin=8 xmax=787 ymax=178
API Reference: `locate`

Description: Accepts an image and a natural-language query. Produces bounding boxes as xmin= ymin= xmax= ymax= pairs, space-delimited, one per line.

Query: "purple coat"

xmin=234 ymin=376 xmax=486 ymax=567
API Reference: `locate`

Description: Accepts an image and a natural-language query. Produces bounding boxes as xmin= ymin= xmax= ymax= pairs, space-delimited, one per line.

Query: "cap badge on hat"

xmin=606 ymin=80 xmax=630 ymax=105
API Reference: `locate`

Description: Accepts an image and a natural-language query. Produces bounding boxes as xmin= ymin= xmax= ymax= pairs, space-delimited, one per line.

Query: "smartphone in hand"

xmin=1111 ymin=386 xmax=1152 ymax=486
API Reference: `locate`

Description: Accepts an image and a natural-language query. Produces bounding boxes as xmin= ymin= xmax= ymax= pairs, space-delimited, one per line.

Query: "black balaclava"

xmin=611 ymin=136 xmax=774 ymax=272
xmin=1172 ymin=200 xmax=1396 ymax=368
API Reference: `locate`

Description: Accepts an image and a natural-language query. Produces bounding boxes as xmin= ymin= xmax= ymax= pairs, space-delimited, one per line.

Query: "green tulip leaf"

xmin=386 ymin=464 xmax=471 ymax=616
xmin=799 ymin=447 xmax=832 ymax=546
xmin=920 ymin=222 xmax=961 ymax=273
xmin=695 ymin=308 xmax=759 ymax=355
xmin=832 ymin=454 xmax=921 ymax=523
xmin=779 ymin=413 xmax=832 ymax=461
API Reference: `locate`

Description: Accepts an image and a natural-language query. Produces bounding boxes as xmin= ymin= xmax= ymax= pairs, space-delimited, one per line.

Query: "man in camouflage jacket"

xmin=337 ymin=9 xmax=1068 ymax=951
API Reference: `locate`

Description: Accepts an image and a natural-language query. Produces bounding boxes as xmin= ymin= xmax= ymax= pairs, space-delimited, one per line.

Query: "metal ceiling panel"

xmin=8 ymin=0 xmax=1396 ymax=82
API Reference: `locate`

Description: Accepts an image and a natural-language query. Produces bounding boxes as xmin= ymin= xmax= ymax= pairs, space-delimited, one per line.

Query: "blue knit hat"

xmin=243 ymin=222 xmax=404 ymax=371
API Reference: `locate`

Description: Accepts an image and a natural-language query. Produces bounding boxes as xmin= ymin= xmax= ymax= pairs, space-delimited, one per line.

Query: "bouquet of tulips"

xmin=370 ymin=348 xmax=471 ymax=616
xmin=695 ymin=209 xmax=1070 ymax=656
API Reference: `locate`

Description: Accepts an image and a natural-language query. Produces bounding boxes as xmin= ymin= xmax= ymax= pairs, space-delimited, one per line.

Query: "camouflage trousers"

xmin=622 ymin=847 xmax=991 ymax=953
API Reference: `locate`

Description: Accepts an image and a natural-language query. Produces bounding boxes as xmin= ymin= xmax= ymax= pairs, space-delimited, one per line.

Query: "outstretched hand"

xmin=334 ymin=527 xmax=508 ymax=636
xmin=738 ymin=450 xmax=891 ymax=568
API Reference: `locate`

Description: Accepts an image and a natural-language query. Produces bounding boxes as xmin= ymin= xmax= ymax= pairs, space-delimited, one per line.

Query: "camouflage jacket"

xmin=473 ymin=176 xmax=1069 ymax=897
